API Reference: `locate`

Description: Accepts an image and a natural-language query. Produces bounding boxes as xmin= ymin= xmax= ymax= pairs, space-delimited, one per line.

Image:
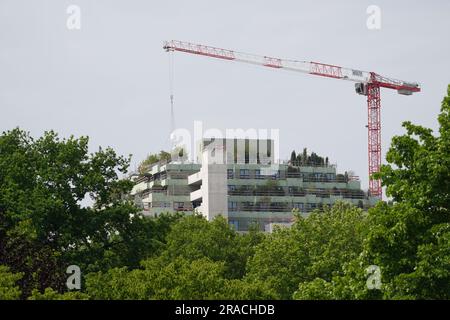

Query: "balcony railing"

xmin=168 ymin=173 xmax=192 ymax=179
xmin=240 ymin=205 xmax=289 ymax=212
xmin=228 ymin=188 xmax=366 ymax=200
xmin=174 ymin=206 xmax=193 ymax=212
xmin=233 ymin=204 xmax=320 ymax=213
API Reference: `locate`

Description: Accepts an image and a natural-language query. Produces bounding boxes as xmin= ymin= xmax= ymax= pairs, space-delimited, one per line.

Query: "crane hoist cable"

xmin=169 ymin=50 xmax=175 ymax=142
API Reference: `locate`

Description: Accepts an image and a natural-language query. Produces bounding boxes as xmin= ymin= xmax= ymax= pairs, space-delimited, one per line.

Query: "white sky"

xmin=1 ymin=0 xmax=449 ymax=189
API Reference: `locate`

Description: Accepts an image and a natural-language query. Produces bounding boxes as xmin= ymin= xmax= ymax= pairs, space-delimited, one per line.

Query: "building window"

xmin=260 ymin=202 xmax=269 ymax=210
xmin=228 ymin=201 xmax=238 ymax=211
xmin=227 ymin=169 xmax=234 ymax=179
xmin=255 ymin=169 xmax=262 ymax=179
xmin=228 ymin=185 xmax=236 ymax=193
xmin=293 ymin=202 xmax=304 ymax=210
xmin=229 ymin=220 xmax=239 ymax=230
xmin=271 ymin=170 xmax=280 ymax=180
xmin=305 ymin=203 xmax=317 ymax=211
xmin=174 ymin=202 xmax=184 ymax=210
xmin=240 ymin=169 xmax=250 ymax=179
xmin=156 ymin=202 xmax=171 ymax=208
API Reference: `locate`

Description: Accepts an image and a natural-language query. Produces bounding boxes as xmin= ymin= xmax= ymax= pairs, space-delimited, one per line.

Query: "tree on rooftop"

xmin=292 ymin=148 xmax=326 ymax=167
xmin=138 ymin=150 xmax=173 ymax=174
xmin=290 ymin=150 xmax=297 ymax=164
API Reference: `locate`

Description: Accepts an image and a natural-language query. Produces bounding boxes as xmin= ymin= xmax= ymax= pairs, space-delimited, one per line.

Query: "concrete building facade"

xmin=130 ymin=138 xmax=378 ymax=232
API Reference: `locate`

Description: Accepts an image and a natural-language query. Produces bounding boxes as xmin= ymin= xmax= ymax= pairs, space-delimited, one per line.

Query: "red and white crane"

xmin=163 ymin=40 xmax=421 ymax=198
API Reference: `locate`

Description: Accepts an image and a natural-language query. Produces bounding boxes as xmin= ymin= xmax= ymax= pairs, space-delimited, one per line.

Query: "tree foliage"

xmin=0 ymin=129 xmax=162 ymax=297
xmin=138 ymin=150 xmax=172 ymax=174
xmin=0 ymin=85 xmax=449 ymax=300
xmin=0 ymin=265 xmax=22 ymax=300
xmin=28 ymin=288 xmax=89 ymax=300
xmin=290 ymin=148 xmax=327 ymax=166
xmin=161 ymin=214 xmax=256 ymax=279
xmin=294 ymin=85 xmax=450 ymax=300
xmin=247 ymin=202 xmax=368 ymax=299
xmin=362 ymin=85 xmax=450 ymax=299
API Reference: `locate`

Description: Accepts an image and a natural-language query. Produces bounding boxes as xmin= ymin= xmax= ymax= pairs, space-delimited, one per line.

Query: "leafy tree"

xmin=318 ymin=85 xmax=450 ymax=300
xmin=138 ymin=154 xmax=159 ymax=174
xmin=86 ymin=257 xmax=226 ymax=300
xmin=0 ymin=265 xmax=22 ymax=300
xmin=219 ymin=279 xmax=276 ymax=300
xmin=0 ymin=226 xmax=67 ymax=298
xmin=151 ymin=212 xmax=185 ymax=246
xmin=162 ymin=214 xmax=255 ymax=279
xmin=84 ymin=215 xmax=267 ymax=300
xmin=302 ymin=148 xmax=308 ymax=165
xmin=2 ymin=86 xmax=448 ymax=301
xmin=374 ymin=88 xmax=449 ymax=213
xmin=85 ymin=256 xmax=274 ymax=300
xmin=85 ymin=267 xmax=147 ymax=300
xmin=145 ymin=257 xmax=228 ymax=300
xmin=246 ymin=226 xmax=308 ymax=299
xmin=293 ymin=258 xmax=379 ymax=300
xmin=247 ymin=202 xmax=368 ymax=299
xmin=0 ymin=129 xmax=158 ymax=297
xmin=291 ymin=148 xmax=326 ymax=166
xmin=293 ymin=278 xmax=335 ymax=300
xmin=28 ymin=288 xmax=89 ymax=300
xmin=159 ymin=150 xmax=172 ymax=162
xmin=290 ymin=150 xmax=297 ymax=164
xmin=361 ymin=86 xmax=450 ymax=299
xmin=138 ymin=150 xmax=173 ymax=174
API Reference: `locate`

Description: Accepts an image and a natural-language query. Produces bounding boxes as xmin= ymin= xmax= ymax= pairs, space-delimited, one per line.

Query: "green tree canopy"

xmin=138 ymin=150 xmax=172 ymax=174
xmin=162 ymin=214 xmax=263 ymax=279
xmin=0 ymin=265 xmax=22 ymax=300
xmin=363 ymin=85 xmax=450 ymax=299
xmin=84 ymin=255 xmax=274 ymax=300
xmin=302 ymin=85 xmax=450 ymax=300
xmin=247 ymin=202 xmax=368 ymax=299
xmin=0 ymin=129 xmax=159 ymax=297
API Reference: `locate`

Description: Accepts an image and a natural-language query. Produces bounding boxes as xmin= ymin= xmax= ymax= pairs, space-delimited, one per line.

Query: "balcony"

xmin=190 ymin=188 xmax=203 ymax=202
xmin=188 ymin=172 xmax=202 ymax=186
xmin=174 ymin=205 xmax=193 ymax=212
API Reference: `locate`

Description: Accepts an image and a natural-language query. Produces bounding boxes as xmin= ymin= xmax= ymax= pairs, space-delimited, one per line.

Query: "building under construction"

xmin=130 ymin=138 xmax=378 ymax=232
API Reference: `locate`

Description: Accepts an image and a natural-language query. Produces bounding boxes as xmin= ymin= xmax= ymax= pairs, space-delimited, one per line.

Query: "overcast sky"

xmin=1 ymin=0 xmax=449 ymax=189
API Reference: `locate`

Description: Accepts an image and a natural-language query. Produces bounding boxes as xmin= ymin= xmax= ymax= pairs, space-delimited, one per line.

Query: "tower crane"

xmin=163 ymin=40 xmax=421 ymax=198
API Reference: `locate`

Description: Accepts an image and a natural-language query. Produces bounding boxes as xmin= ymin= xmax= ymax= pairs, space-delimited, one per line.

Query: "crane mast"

xmin=164 ymin=40 xmax=421 ymax=198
